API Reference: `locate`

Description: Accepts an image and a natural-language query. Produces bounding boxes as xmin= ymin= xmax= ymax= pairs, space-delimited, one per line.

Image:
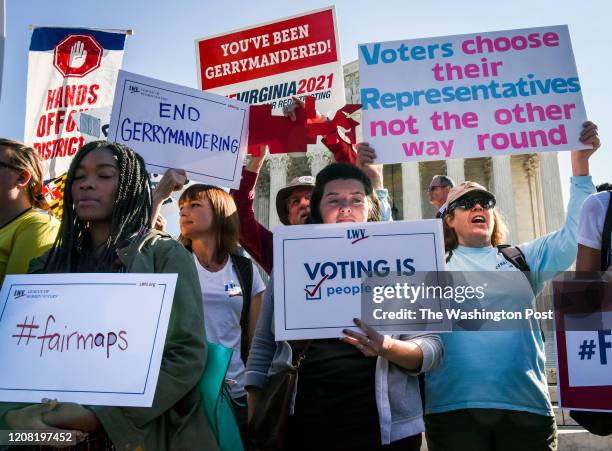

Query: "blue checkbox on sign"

xmin=305 ymin=284 xmax=322 ymax=300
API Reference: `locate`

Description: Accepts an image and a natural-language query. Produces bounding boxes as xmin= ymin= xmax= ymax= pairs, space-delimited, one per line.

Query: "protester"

xmin=0 ymin=141 xmax=218 ymax=451
xmin=570 ymin=177 xmax=612 ymax=436
xmin=246 ymin=163 xmax=443 ymax=451
xmin=577 ymin=181 xmax=612 ymax=271
xmin=169 ymin=182 xmax=265 ymax=441
xmin=424 ymin=122 xmax=600 ymax=451
xmin=231 ymin=97 xmax=392 ymax=275
xmin=428 ymin=174 xmax=455 ymax=218
xmin=0 ymin=138 xmax=58 ymax=285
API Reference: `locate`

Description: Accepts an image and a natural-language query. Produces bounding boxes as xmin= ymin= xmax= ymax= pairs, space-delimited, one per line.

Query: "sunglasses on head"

xmin=448 ymin=196 xmax=496 ymax=213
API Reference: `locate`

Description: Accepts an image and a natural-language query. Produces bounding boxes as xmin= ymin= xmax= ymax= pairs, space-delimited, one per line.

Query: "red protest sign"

xmin=197 ymin=9 xmax=338 ymax=89
xmin=196 ymin=7 xmax=345 ymax=117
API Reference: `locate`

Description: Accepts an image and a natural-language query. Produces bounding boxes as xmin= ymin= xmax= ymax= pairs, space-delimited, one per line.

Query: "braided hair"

xmin=44 ymin=141 xmax=152 ymax=272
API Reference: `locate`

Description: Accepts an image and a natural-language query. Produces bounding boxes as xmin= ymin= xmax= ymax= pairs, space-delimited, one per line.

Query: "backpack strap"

xmin=600 ymin=191 xmax=612 ymax=271
xmin=497 ymin=245 xmax=530 ymax=272
xmin=230 ymin=253 xmax=254 ymax=364
xmin=447 ymin=245 xmax=531 ymax=272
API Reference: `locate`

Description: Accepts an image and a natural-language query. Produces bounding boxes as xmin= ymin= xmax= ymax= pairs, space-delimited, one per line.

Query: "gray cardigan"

xmin=245 ymin=277 xmax=444 ymax=445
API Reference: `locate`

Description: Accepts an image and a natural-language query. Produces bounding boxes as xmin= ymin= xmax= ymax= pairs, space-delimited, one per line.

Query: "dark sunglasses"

xmin=0 ymin=160 xmax=22 ymax=171
xmin=448 ymin=196 xmax=496 ymax=213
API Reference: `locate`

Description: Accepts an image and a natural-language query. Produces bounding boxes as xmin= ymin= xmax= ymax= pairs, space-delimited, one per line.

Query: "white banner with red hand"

xmin=24 ymin=27 xmax=127 ymax=179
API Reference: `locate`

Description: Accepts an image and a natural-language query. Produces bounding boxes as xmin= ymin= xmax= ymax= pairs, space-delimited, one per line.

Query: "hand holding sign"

xmin=572 ymin=121 xmax=601 ymax=176
xmin=356 ymin=143 xmax=383 ymax=190
xmin=341 ymin=318 xmax=384 ymax=357
xmin=43 ymin=402 xmax=101 ymax=432
xmin=153 ymin=169 xmax=188 ymax=203
xmin=5 ymin=400 xmax=59 ymax=430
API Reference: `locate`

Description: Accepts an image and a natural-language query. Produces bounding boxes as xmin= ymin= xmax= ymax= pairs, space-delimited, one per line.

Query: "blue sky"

xmin=1 ymin=0 xmax=610 ymax=206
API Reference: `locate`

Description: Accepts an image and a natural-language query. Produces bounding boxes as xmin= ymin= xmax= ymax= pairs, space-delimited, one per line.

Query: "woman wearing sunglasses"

xmin=0 ymin=139 xmax=58 ymax=285
xmin=424 ymin=122 xmax=601 ymax=451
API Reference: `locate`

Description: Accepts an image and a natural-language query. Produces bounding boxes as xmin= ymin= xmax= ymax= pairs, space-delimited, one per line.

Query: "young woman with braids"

xmin=0 ymin=141 xmax=218 ymax=451
xmin=0 ymin=139 xmax=59 ymax=285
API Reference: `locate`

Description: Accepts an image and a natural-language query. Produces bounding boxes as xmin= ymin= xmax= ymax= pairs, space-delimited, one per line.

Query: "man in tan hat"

xmin=275 ymin=175 xmax=316 ymax=226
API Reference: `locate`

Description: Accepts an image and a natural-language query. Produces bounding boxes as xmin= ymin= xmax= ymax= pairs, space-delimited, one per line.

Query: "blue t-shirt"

xmin=425 ymin=176 xmax=595 ymax=417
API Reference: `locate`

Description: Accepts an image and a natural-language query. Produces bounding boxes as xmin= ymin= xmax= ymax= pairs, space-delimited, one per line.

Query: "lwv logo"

xmin=14 ymin=290 xmax=26 ymax=299
xmin=346 ymin=228 xmax=369 ymax=244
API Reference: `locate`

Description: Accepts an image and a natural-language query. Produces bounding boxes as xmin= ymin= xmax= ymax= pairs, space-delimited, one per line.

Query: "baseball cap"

xmin=444 ymin=181 xmax=495 ymax=214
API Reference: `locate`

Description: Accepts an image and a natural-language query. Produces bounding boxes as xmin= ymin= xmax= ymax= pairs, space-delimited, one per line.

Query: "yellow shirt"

xmin=0 ymin=209 xmax=59 ymax=285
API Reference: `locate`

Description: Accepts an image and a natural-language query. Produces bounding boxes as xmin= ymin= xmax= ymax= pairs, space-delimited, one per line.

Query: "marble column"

xmin=445 ymin=158 xmax=465 ymax=185
xmin=491 ymin=155 xmax=518 ymax=243
xmin=401 ymin=162 xmax=422 ymax=220
xmin=254 ymin=172 xmax=270 ymax=229
xmin=538 ymin=152 xmax=565 ymax=233
xmin=267 ymin=154 xmax=290 ymax=228
xmin=524 ymin=154 xmax=547 ymax=237
xmin=306 ymin=144 xmax=332 ymax=176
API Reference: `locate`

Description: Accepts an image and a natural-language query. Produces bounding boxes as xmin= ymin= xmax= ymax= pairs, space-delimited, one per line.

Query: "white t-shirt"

xmin=194 ymin=255 xmax=266 ymax=398
xmin=577 ymin=191 xmax=612 ymax=269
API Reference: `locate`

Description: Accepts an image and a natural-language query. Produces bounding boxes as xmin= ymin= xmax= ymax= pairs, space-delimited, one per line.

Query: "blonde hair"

xmin=443 ymin=207 xmax=508 ymax=251
xmin=178 ymin=185 xmax=239 ymax=262
xmin=0 ymin=138 xmax=47 ymax=210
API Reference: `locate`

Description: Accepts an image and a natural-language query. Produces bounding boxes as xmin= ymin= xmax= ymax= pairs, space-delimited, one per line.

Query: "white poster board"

xmin=108 ymin=70 xmax=249 ymax=188
xmin=0 ymin=273 xmax=177 ymax=407
xmin=24 ymin=27 xmax=127 ymax=178
xmin=359 ymin=25 xmax=589 ymax=164
xmin=273 ymin=220 xmax=447 ymax=340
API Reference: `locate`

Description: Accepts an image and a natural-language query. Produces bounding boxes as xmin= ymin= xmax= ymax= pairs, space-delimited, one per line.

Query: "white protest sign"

xmin=565 ymin=321 xmax=612 ymax=388
xmin=273 ymin=220 xmax=448 ymax=340
xmin=0 ymin=273 xmax=176 ymax=407
xmin=196 ymin=6 xmax=345 ymax=117
xmin=108 ymin=70 xmax=249 ymax=188
xmin=359 ymin=25 xmax=588 ymax=164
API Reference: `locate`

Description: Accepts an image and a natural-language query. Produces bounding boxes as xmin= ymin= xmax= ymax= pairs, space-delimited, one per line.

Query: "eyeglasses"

xmin=0 ymin=160 xmax=21 ymax=171
xmin=447 ymin=196 xmax=496 ymax=213
xmin=427 ymin=185 xmax=446 ymax=192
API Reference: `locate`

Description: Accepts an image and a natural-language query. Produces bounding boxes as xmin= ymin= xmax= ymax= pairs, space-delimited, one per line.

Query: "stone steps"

xmin=557 ymin=427 xmax=612 ymax=450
